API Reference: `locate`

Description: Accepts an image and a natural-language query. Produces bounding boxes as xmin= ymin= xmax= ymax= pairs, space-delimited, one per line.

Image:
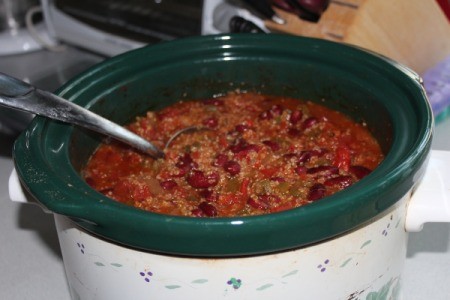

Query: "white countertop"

xmin=1 ymin=49 xmax=450 ymax=300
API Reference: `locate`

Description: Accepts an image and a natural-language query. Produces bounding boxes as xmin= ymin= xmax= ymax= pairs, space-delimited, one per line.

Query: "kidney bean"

xmin=198 ymin=189 xmax=218 ymax=202
xmin=288 ymin=128 xmax=301 ymax=137
xmin=235 ymin=124 xmax=251 ymax=133
xmin=349 ymin=165 xmax=371 ymax=179
xmin=270 ymin=104 xmax=284 ymax=116
xmin=247 ymin=197 xmax=260 ymax=209
xmin=198 ymin=202 xmax=218 ymax=217
xmin=227 ymin=129 xmax=238 ymax=138
xmin=198 ymin=189 xmax=212 ymax=198
xmin=229 ymin=139 xmax=247 ymax=153
xmin=248 ymin=194 xmax=281 ymax=210
xmin=159 ymin=180 xmax=178 ymax=190
xmin=308 ymin=183 xmax=326 ymax=201
xmin=202 ymin=117 xmax=218 ymax=128
xmin=247 ymin=196 xmax=268 ymax=210
xmin=259 ymin=110 xmax=273 ymax=120
xmin=175 ymin=153 xmax=198 ymax=173
xmin=203 ymin=98 xmax=224 ymax=106
xmin=223 ymin=160 xmax=241 ymax=176
xmin=262 ymin=140 xmax=280 ymax=151
xmin=191 ymin=208 xmax=203 ymax=217
xmin=244 ymin=144 xmax=260 ymax=153
xmin=289 ymin=109 xmax=303 ymax=125
xmin=229 ymin=139 xmax=260 ymax=155
xmin=199 ymin=189 xmax=211 ymax=198
xmin=297 ymin=151 xmax=312 ymax=163
xmin=307 ymin=165 xmax=339 ymax=176
xmin=186 ymin=170 xmax=220 ymax=189
xmin=257 ymin=104 xmax=283 ymax=120
xmin=213 ymin=153 xmax=228 ymax=167
xmin=295 ymin=165 xmax=307 ymax=176
xmin=324 ymin=175 xmax=353 ymax=189
xmin=302 ymin=117 xmax=319 ymax=129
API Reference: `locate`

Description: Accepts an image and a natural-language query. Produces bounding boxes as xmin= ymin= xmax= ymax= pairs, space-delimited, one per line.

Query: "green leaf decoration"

xmin=191 ymin=279 xmax=208 ymax=284
xmin=365 ymin=278 xmax=396 ymax=300
xmin=94 ymin=262 xmax=105 ymax=267
xmin=360 ymin=240 xmax=372 ymax=249
xmin=110 ymin=263 xmax=123 ymax=267
xmin=365 ymin=292 xmax=378 ymax=300
xmin=165 ymin=285 xmax=182 ymax=289
xmin=256 ymin=284 xmax=274 ymax=291
xmin=340 ymin=258 xmax=353 ymax=268
xmin=282 ymin=270 xmax=299 ymax=278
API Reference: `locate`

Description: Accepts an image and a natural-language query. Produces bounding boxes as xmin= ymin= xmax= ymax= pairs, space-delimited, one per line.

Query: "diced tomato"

xmin=190 ymin=151 xmax=200 ymax=160
xmin=113 ymin=180 xmax=151 ymax=202
xmin=260 ymin=167 xmax=278 ymax=178
xmin=219 ymin=136 xmax=229 ymax=148
xmin=240 ymin=178 xmax=250 ymax=198
xmin=270 ymin=199 xmax=297 ymax=213
xmin=217 ymin=193 xmax=247 ymax=216
xmin=333 ymin=145 xmax=351 ymax=171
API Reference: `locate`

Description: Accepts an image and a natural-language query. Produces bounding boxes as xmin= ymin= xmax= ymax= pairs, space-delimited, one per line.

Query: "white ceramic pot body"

xmin=54 ymin=199 xmax=407 ymax=300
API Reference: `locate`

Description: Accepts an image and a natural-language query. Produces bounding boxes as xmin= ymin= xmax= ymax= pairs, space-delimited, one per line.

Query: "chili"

xmin=83 ymin=92 xmax=384 ymax=217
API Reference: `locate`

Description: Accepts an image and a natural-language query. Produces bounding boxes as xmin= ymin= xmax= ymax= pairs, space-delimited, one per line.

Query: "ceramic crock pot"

xmin=8 ymin=34 xmax=450 ymax=300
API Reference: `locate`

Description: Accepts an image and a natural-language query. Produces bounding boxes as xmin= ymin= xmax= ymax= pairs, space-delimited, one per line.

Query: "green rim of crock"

xmin=13 ymin=34 xmax=433 ymax=257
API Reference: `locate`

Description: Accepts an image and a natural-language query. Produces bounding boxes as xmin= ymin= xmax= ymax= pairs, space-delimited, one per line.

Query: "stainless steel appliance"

xmin=41 ymin=0 xmax=206 ymax=56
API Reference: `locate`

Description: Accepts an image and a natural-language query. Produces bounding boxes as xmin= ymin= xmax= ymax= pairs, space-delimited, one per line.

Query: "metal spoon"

xmin=0 ymin=72 xmax=165 ymax=159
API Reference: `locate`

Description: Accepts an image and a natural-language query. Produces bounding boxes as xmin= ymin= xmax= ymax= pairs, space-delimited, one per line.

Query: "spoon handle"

xmin=0 ymin=72 xmax=164 ymax=159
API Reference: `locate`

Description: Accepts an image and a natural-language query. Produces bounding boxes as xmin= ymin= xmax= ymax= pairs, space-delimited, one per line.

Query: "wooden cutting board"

xmin=265 ymin=0 xmax=450 ymax=74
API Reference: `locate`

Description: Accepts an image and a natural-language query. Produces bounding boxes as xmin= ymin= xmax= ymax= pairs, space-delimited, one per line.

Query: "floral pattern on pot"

xmin=69 ymin=237 xmax=398 ymax=294
xmin=55 ymin=196 xmax=408 ymax=300
xmin=365 ymin=277 xmax=401 ymax=300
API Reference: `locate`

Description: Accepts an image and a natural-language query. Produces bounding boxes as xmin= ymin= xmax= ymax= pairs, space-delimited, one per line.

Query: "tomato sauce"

xmin=83 ymin=92 xmax=384 ymax=217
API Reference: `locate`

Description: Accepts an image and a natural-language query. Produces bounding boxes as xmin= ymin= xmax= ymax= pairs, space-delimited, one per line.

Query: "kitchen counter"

xmin=1 ymin=46 xmax=450 ymax=300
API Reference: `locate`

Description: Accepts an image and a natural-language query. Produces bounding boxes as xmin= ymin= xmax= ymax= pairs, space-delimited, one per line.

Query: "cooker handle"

xmin=405 ymin=150 xmax=450 ymax=232
xmin=8 ymin=168 xmax=43 ymax=206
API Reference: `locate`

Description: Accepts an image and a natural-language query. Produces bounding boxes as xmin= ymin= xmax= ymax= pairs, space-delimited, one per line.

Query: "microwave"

xmin=41 ymin=0 xmax=223 ymax=56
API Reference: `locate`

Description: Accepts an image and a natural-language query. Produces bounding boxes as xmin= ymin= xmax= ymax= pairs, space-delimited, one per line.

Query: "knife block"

xmin=265 ymin=0 xmax=450 ymax=74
